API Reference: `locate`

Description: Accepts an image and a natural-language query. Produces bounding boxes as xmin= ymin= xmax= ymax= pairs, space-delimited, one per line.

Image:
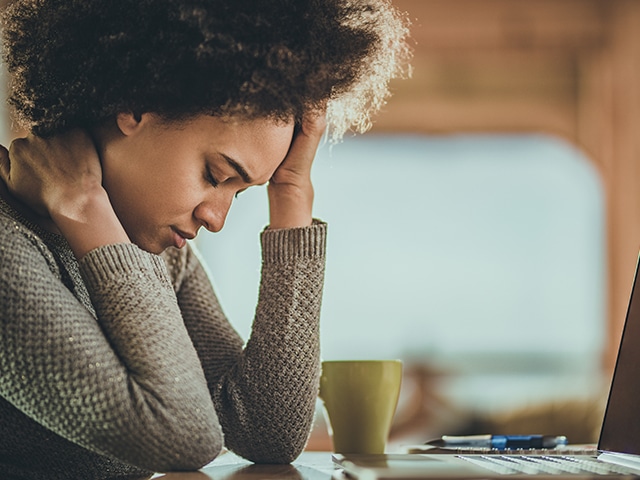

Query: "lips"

xmin=171 ymin=228 xmax=196 ymax=249
xmin=175 ymin=228 xmax=196 ymax=240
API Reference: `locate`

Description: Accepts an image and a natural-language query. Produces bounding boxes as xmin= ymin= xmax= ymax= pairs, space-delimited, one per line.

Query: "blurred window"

xmin=196 ymin=134 xmax=606 ymax=409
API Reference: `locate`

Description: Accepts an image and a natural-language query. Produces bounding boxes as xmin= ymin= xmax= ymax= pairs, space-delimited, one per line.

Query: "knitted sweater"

xmin=0 ymin=195 xmax=326 ymax=480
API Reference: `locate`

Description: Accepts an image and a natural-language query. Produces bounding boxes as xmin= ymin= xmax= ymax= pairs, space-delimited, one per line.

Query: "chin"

xmin=148 ymin=246 xmax=167 ymax=255
xmin=129 ymin=234 xmax=165 ymax=255
xmin=148 ymin=242 xmax=170 ymax=254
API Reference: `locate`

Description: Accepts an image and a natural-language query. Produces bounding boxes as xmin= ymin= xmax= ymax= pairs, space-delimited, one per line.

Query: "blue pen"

xmin=428 ymin=434 xmax=568 ymax=450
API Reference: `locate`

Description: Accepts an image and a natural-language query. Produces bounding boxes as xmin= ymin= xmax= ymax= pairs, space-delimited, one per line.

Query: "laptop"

xmin=333 ymin=254 xmax=640 ymax=478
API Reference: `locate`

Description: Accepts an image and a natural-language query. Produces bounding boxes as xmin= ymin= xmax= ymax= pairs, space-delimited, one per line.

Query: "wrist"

xmin=50 ymin=186 xmax=130 ymax=259
xmin=48 ymin=181 xmax=105 ymax=217
xmin=267 ymin=182 xmax=313 ymax=229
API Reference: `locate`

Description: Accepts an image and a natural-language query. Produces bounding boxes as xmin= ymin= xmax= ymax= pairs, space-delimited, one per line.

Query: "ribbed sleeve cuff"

xmin=261 ymin=219 xmax=327 ymax=263
xmin=79 ymin=243 xmax=171 ymax=289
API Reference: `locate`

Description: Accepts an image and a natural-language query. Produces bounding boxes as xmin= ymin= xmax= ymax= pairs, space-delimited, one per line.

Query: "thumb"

xmin=0 ymin=144 xmax=10 ymax=183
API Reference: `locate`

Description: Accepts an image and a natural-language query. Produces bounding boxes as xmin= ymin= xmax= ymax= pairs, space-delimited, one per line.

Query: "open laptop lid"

xmin=598 ymin=253 xmax=640 ymax=455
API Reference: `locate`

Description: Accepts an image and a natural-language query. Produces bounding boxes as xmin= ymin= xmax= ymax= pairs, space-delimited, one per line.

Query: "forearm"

xmin=0 ymin=238 xmax=221 ymax=472
xmin=77 ymin=244 xmax=223 ymax=469
xmin=267 ymin=181 xmax=313 ymax=229
xmin=214 ymin=222 xmax=327 ymax=463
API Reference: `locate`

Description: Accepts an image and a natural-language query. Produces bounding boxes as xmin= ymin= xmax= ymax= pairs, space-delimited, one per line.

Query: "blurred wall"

xmin=371 ymin=0 xmax=640 ymax=372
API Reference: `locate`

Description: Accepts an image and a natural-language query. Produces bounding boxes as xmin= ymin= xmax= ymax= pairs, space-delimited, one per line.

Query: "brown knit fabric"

xmin=0 ymin=196 xmax=326 ymax=480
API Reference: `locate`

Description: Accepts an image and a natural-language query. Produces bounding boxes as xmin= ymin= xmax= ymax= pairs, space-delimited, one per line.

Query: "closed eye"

xmin=205 ymin=166 xmax=219 ymax=187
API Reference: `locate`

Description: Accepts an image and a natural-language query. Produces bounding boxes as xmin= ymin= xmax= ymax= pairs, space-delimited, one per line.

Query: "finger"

xmin=8 ymin=137 xmax=26 ymax=167
xmin=0 ymin=144 xmax=10 ymax=182
xmin=281 ymin=113 xmax=327 ymax=174
xmin=300 ymin=111 xmax=327 ymax=138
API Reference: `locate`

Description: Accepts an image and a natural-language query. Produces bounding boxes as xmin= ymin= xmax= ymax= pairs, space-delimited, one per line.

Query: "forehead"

xmin=202 ymin=116 xmax=295 ymax=180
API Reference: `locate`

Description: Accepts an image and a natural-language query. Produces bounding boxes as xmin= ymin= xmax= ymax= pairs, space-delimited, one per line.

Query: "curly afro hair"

xmin=1 ymin=0 xmax=411 ymax=141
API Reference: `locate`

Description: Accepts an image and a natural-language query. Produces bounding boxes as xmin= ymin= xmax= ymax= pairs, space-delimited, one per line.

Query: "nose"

xmin=194 ymin=193 xmax=234 ymax=233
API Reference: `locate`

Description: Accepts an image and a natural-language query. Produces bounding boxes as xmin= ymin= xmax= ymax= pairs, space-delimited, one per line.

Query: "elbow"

xmin=261 ymin=448 xmax=303 ymax=465
xmin=105 ymin=411 xmax=225 ymax=473
xmin=231 ymin=438 xmax=305 ymax=465
xmin=266 ymin=442 xmax=305 ymax=465
xmin=168 ymin=441 xmax=223 ymax=472
xmin=150 ymin=428 xmax=224 ymax=473
xmin=223 ymin=407 xmax=314 ymax=464
xmin=115 ymin=381 xmax=225 ymax=472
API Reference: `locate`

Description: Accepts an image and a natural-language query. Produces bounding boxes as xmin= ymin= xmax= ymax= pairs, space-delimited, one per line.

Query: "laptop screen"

xmin=599 ymin=255 xmax=640 ymax=454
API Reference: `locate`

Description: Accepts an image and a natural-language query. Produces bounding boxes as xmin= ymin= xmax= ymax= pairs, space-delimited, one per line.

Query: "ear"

xmin=116 ymin=112 xmax=146 ymax=136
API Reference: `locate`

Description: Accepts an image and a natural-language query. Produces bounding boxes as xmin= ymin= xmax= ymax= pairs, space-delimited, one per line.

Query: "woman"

xmin=0 ymin=0 xmax=410 ymax=478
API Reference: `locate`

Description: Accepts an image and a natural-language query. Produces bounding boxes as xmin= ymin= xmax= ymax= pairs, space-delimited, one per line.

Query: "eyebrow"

xmin=221 ymin=154 xmax=253 ymax=184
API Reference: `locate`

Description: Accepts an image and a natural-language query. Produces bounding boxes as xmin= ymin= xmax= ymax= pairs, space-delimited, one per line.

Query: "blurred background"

xmin=2 ymin=0 xmax=640 ymax=452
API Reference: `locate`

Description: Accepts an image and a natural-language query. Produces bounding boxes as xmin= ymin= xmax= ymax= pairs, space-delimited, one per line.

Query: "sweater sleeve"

xmin=0 ymin=234 xmax=222 ymax=473
xmin=172 ymin=220 xmax=327 ymax=464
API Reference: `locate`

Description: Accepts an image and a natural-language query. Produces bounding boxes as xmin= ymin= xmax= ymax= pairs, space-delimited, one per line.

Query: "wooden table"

xmin=153 ymin=451 xmax=337 ymax=480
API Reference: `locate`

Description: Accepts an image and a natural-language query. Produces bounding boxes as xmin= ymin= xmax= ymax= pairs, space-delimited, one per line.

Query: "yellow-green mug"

xmin=318 ymin=360 xmax=402 ymax=454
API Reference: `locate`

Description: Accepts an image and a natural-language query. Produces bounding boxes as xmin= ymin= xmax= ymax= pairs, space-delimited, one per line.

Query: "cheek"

xmin=102 ymin=135 xmax=208 ymax=215
xmin=139 ymin=169 xmax=204 ymax=213
xmin=104 ymin=161 xmax=200 ymax=223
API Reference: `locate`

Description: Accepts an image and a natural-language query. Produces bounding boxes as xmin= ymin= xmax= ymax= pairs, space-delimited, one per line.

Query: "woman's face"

xmin=96 ymin=113 xmax=294 ymax=254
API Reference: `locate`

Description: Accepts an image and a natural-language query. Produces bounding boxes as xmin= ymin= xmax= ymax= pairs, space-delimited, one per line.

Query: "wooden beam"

xmin=597 ymin=0 xmax=640 ymax=371
xmin=373 ymin=50 xmax=579 ymax=138
xmin=393 ymin=0 xmax=606 ymax=51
